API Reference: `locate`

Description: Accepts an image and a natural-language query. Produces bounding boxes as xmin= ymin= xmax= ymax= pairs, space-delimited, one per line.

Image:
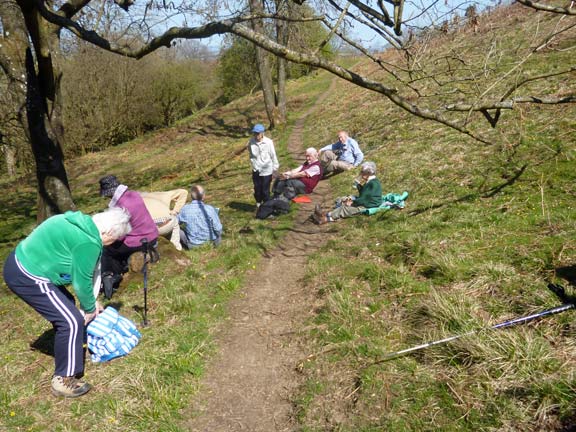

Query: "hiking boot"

xmin=51 ymin=375 xmax=92 ymax=398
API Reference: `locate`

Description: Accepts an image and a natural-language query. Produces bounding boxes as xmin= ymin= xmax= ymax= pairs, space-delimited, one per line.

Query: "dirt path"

xmin=187 ymin=82 xmax=336 ymax=432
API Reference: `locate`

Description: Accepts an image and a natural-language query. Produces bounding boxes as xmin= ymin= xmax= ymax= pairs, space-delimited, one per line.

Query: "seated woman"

xmin=313 ymin=161 xmax=382 ymax=224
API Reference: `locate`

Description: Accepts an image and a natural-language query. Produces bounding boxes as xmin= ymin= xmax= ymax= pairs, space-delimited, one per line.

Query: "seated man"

xmin=272 ymin=147 xmax=322 ymax=200
xmin=140 ymin=189 xmax=188 ymax=251
xmin=314 ymin=161 xmax=382 ymax=224
xmin=319 ymin=130 xmax=364 ymax=175
xmin=178 ymin=185 xmax=223 ymax=248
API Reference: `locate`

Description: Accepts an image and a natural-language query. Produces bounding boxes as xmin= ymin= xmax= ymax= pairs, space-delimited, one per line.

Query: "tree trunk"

xmin=2 ymin=143 xmax=18 ymax=177
xmin=1 ymin=0 xmax=75 ymax=221
xmin=275 ymin=0 xmax=289 ymax=124
xmin=249 ymin=0 xmax=281 ymax=129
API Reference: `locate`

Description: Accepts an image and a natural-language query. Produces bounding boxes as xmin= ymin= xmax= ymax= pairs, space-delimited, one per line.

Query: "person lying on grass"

xmin=313 ymin=161 xmax=382 ymax=224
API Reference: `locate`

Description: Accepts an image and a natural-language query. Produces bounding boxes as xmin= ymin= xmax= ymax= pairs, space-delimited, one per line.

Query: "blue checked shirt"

xmin=178 ymin=201 xmax=223 ymax=246
xmin=320 ymin=137 xmax=364 ymax=166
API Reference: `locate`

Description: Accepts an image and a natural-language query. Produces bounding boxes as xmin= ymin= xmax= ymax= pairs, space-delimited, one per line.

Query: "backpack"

xmin=256 ymin=198 xmax=291 ymax=220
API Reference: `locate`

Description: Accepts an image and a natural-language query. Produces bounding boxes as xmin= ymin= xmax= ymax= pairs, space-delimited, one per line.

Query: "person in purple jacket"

xmin=99 ymin=175 xmax=158 ymax=298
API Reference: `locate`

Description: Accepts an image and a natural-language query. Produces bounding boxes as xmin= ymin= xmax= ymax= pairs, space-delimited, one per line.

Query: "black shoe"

xmin=102 ymin=272 xmax=122 ymax=300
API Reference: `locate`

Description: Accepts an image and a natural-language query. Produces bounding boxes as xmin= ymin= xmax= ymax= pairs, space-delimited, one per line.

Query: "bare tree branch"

xmin=516 ymin=0 xmax=576 ymax=15
xmin=31 ymin=0 xmax=576 ymax=145
xmin=33 ymin=0 xmax=494 ymax=144
xmin=314 ymin=1 xmax=350 ymax=55
xmin=445 ymin=94 xmax=576 ymax=112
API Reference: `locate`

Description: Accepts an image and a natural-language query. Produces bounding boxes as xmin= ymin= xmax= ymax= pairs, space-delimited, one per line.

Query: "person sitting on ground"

xmin=2 ymin=207 xmax=132 ymax=398
xmin=314 ymin=161 xmax=382 ymax=224
xmin=319 ymin=130 xmax=364 ymax=176
xmin=272 ymin=147 xmax=323 ymax=200
xmin=248 ymin=123 xmax=279 ymax=208
xmin=178 ymin=185 xmax=223 ymax=248
xmin=140 ymin=189 xmax=188 ymax=251
xmin=99 ymin=175 xmax=158 ymax=298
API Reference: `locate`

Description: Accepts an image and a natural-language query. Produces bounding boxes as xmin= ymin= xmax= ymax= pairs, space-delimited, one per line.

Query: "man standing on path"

xmin=248 ymin=123 xmax=279 ymax=208
xmin=319 ymin=130 xmax=364 ymax=175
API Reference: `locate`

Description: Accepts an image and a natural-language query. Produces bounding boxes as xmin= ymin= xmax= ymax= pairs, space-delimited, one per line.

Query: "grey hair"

xmin=92 ymin=207 xmax=132 ymax=239
xmin=190 ymin=185 xmax=205 ymax=201
xmin=360 ymin=161 xmax=376 ymax=175
xmin=305 ymin=147 xmax=318 ymax=157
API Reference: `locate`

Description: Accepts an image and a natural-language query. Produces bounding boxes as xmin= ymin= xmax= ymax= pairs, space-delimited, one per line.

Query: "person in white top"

xmin=247 ymin=123 xmax=279 ymax=207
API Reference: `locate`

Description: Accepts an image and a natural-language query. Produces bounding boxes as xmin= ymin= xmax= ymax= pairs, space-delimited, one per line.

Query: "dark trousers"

xmin=273 ymin=178 xmax=306 ymax=199
xmin=102 ymin=241 xmax=145 ymax=276
xmin=252 ymin=171 xmax=273 ymax=204
xmin=3 ymin=251 xmax=86 ymax=377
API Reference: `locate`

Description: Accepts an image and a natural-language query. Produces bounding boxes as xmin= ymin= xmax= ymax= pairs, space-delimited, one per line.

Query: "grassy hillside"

xmin=0 ymin=73 xmax=333 ymax=431
xmin=0 ymin=3 xmax=575 ymax=431
xmin=293 ymin=5 xmax=576 ymax=431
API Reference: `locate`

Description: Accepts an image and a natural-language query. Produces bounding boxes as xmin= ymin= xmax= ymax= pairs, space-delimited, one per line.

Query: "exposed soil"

xmin=187 ymin=82 xmax=336 ymax=431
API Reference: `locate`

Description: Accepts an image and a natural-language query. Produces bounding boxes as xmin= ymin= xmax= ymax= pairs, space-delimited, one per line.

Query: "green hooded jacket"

xmin=16 ymin=211 xmax=102 ymax=313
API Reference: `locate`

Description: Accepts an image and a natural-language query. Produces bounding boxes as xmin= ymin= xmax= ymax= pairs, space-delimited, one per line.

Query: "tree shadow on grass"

xmin=229 ymin=201 xmax=257 ymax=213
xmin=408 ymin=164 xmax=527 ymax=217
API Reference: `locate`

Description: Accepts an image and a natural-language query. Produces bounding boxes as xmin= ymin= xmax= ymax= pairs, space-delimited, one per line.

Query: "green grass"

xmin=289 ymin=6 xmax=576 ymax=430
xmin=0 ymin=70 xmax=334 ymax=431
xmin=1 ymin=4 xmax=576 ymax=431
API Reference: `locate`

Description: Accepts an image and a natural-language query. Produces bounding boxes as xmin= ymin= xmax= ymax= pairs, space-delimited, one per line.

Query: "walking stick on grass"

xmin=365 ymin=284 xmax=574 ymax=366
xmin=141 ymin=238 xmax=150 ymax=327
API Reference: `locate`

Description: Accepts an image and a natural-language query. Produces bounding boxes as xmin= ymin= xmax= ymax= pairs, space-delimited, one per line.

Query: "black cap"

xmin=99 ymin=175 xmax=120 ymax=197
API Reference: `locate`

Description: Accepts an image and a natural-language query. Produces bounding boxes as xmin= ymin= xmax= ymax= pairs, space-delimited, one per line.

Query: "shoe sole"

xmin=51 ymin=384 xmax=92 ymax=398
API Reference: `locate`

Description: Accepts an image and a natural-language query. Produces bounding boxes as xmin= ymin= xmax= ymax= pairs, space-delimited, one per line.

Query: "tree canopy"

xmin=0 ymin=0 xmax=574 ymax=218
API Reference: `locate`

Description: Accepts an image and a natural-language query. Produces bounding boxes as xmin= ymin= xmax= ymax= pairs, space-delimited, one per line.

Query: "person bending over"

xmin=2 ymin=208 xmax=132 ymax=398
xmin=141 ymin=189 xmax=188 ymax=251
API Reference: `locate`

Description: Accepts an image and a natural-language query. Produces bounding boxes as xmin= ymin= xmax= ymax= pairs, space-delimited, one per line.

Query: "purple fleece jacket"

xmin=116 ymin=190 xmax=158 ymax=247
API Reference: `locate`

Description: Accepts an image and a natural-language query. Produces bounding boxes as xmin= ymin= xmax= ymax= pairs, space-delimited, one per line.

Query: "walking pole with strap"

xmin=364 ymin=283 xmax=575 ymax=367
xmin=141 ymin=238 xmax=150 ymax=327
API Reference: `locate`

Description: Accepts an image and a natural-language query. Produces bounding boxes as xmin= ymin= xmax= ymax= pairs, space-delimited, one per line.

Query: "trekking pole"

xmin=365 ymin=284 xmax=575 ymax=366
xmin=141 ymin=238 xmax=150 ymax=327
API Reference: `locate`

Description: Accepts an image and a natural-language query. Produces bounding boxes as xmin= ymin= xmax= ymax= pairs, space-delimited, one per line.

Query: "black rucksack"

xmin=256 ymin=198 xmax=291 ymax=220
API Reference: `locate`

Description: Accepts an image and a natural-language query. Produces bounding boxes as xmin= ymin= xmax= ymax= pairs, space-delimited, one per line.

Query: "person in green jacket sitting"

xmin=314 ymin=161 xmax=383 ymax=224
xmin=2 ymin=207 xmax=132 ymax=398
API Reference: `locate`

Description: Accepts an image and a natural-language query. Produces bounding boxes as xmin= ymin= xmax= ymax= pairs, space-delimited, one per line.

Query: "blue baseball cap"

xmin=252 ymin=124 xmax=265 ymax=133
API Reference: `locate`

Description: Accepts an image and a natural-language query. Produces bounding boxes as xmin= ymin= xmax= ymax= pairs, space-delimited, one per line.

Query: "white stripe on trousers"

xmin=14 ymin=256 xmax=80 ymax=377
